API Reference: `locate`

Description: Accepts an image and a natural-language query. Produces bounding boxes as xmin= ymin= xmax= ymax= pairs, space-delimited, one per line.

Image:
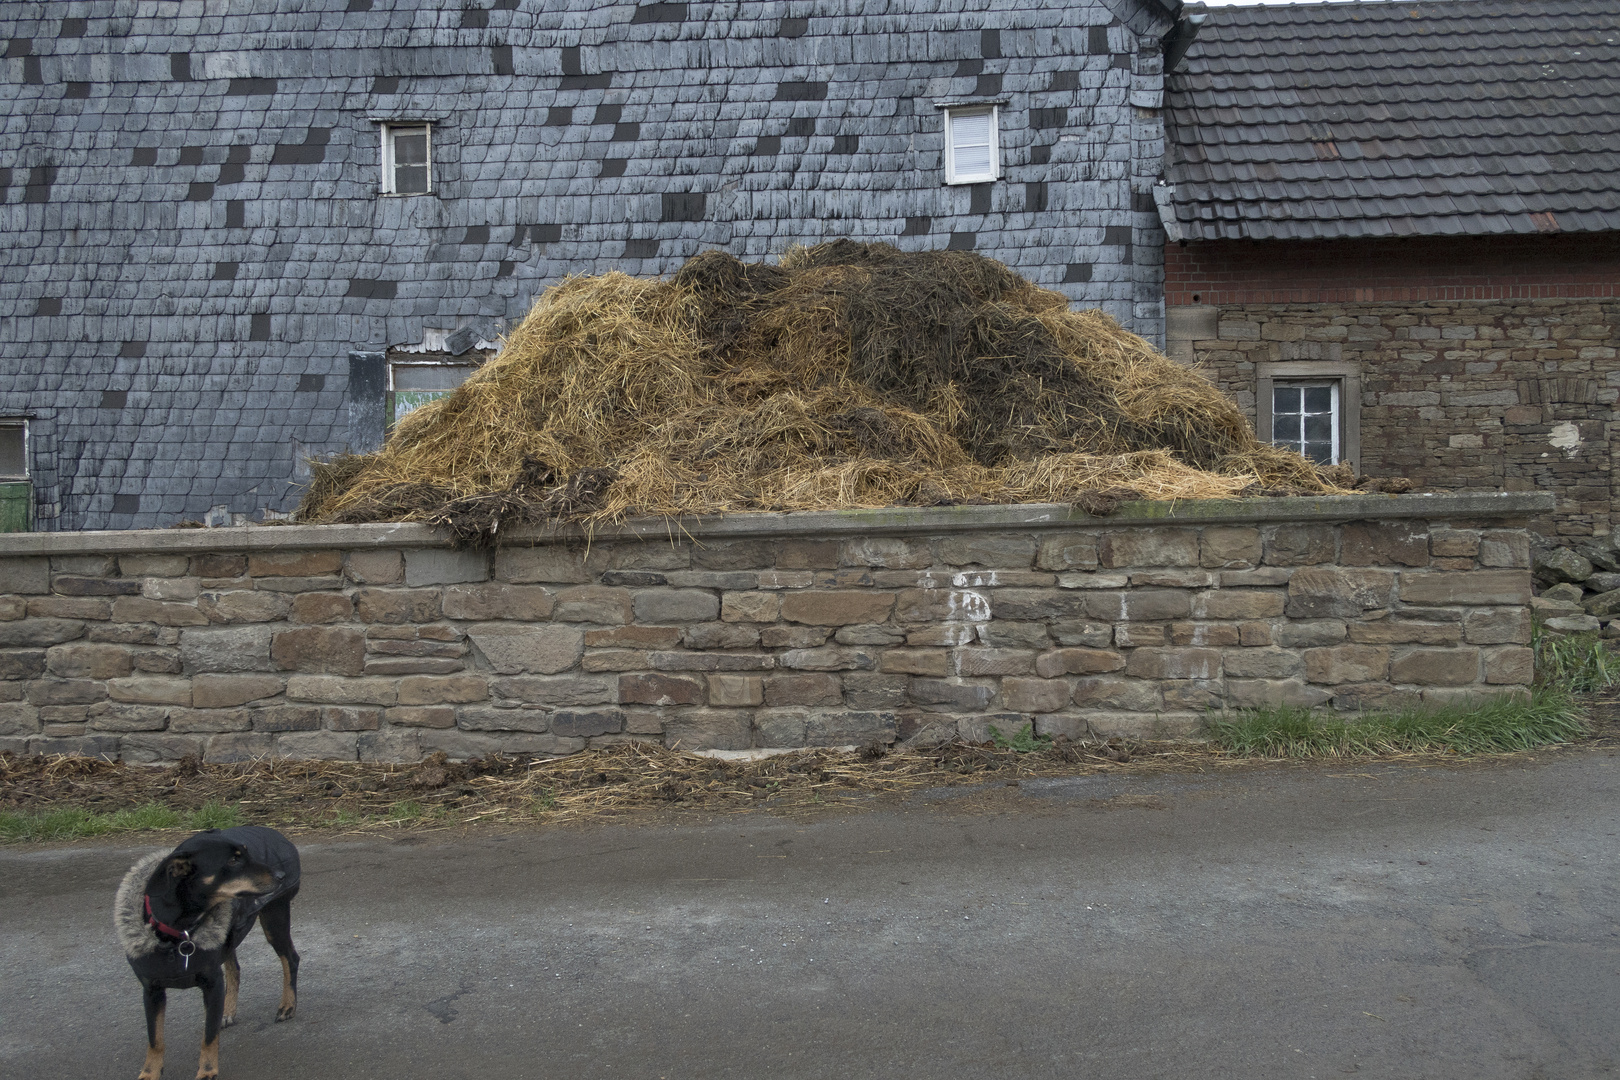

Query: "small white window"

xmin=944 ymin=105 xmax=999 ymax=184
xmin=1271 ymin=381 xmax=1340 ymax=465
xmin=389 ymin=361 xmax=475 ymax=427
xmin=381 ymin=124 xmax=431 ymax=195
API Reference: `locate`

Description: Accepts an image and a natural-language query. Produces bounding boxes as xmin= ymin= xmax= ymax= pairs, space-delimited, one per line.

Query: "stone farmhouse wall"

xmin=0 ymin=496 xmax=1546 ymax=763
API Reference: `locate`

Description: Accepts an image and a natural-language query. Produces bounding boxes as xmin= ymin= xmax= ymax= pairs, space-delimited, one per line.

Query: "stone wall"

xmin=0 ymin=496 xmax=1546 ymax=763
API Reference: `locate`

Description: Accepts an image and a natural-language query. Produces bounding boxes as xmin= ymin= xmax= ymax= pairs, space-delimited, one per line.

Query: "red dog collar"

xmin=143 ymin=894 xmax=191 ymax=942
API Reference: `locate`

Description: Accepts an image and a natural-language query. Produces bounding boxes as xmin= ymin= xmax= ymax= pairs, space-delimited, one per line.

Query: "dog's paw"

xmin=193 ymin=1071 xmax=218 ymax=1080
xmin=220 ymin=1013 xmax=235 ymax=1029
xmin=275 ymin=1004 xmax=296 ymax=1022
xmin=137 ymin=1070 xmax=161 ymax=1080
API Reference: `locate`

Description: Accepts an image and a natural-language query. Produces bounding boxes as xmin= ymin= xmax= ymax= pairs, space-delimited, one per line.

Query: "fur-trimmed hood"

xmin=113 ymin=850 xmax=233 ymax=959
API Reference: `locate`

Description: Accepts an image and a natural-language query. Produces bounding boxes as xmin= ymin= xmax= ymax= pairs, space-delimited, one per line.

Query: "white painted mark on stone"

xmin=946 ymin=590 xmax=991 ymax=622
xmin=1550 ymin=421 xmax=1582 ymax=457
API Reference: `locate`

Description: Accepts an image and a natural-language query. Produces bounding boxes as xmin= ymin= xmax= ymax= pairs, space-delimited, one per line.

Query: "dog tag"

xmin=177 ymin=938 xmax=195 ymax=971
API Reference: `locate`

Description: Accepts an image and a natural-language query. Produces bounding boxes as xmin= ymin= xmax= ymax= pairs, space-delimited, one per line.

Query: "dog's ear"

xmin=166 ymin=856 xmax=194 ymax=880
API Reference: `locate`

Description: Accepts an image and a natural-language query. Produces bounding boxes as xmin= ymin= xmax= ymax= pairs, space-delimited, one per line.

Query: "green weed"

xmin=1533 ymin=622 xmax=1620 ymax=693
xmin=187 ymin=801 xmax=246 ymax=830
xmin=987 ymin=722 xmax=1053 ymax=753
xmin=1207 ymin=691 xmax=1586 ymax=758
xmin=0 ymin=799 xmax=245 ymax=843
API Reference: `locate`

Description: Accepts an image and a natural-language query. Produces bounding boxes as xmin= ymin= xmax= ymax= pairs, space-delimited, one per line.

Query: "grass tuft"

xmin=0 ymin=799 xmax=246 ymax=843
xmin=1207 ymin=691 xmax=1586 ymax=758
xmin=1533 ymin=623 xmax=1620 ymax=693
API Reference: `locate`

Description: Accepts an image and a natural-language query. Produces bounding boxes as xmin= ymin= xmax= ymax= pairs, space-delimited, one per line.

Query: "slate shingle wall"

xmin=0 ymin=0 xmax=1176 ymax=532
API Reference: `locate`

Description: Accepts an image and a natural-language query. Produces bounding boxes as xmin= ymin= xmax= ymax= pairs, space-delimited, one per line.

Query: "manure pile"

xmin=300 ymin=242 xmax=1352 ymax=544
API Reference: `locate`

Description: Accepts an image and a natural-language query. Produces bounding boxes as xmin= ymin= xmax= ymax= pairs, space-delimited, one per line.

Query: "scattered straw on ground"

xmin=299 ymin=243 xmax=1355 ymax=544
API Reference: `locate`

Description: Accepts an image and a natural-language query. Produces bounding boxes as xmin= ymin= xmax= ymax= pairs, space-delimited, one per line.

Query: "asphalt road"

xmin=3 ymin=750 xmax=1617 ymax=1080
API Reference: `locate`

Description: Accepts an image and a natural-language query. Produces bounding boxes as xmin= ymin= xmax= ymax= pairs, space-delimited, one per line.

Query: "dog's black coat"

xmin=114 ymin=826 xmax=301 ymax=1079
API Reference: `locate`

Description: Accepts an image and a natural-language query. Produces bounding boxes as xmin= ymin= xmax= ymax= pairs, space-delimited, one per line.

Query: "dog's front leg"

xmin=221 ymin=949 xmax=240 ymax=1027
xmin=139 ymin=983 xmax=166 ymax=1080
xmin=196 ymin=974 xmax=224 ymax=1080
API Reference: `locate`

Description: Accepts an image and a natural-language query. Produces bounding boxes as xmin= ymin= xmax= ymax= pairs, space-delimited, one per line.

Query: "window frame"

xmin=1255 ymin=361 xmax=1361 ymax=473
xmin=0 ymin=419 xmax=28 ymax=480
xmin=942 ymin=104 xmax=1000 ymax=185
xmin=387 ymin=358 xmax=478 ymax=429
xmin=380 ymin=122 xmax=432 ymax=197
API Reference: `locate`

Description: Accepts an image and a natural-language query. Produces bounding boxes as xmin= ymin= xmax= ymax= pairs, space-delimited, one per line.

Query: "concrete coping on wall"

xmin=0 ymin=492 xmax=1553 ymax=557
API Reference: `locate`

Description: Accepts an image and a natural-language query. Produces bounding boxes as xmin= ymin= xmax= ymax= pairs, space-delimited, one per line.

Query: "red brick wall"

xmin=1165 ymin=234 xmax=1620 ymax=306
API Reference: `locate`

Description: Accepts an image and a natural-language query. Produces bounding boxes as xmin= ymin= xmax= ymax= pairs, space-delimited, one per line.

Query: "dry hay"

xmin=299 ymin=242 xmax=1354 ymax=544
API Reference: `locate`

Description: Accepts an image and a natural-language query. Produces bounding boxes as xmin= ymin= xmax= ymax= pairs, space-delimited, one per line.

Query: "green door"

xmin=0 ymin=481 xmax=31 ymax=532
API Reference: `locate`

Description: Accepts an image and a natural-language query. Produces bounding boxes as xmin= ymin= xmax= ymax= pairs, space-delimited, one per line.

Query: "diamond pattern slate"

xmin=1161 ymin=0 xmax=1620 ymax=242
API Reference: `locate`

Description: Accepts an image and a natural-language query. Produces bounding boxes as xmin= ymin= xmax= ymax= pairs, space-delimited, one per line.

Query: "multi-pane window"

xmin=381 ymin=124 xmax=431 ymax=195
xmin=0 ymin=421 xmax=28 ymax=533
xmin=1271 ymin=381 xmax=1340 ymax=465
xmin=944 ymin=106 xmax=999 ymax=184
xmin=388 ymin=361 xmax=475 ymax=427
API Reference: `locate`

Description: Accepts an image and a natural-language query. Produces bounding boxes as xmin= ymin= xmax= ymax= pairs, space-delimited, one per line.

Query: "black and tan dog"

xmin=113 ymin=826 xmax=301 ymax=1079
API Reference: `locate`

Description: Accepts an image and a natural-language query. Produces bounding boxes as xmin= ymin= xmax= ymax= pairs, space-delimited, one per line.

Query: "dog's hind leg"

xmin=221 ymin=948 xmax=241 ymax=1027
xmin=260 ymin=889 xmax=300 ymax=1022
xmin=196 ymin=974 xmax=224 ymax=1080
xmin=138 ymin=983 xmax=166 ymax=1080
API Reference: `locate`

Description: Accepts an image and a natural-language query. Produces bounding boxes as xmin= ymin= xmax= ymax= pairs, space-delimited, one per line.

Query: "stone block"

xmin=418 ymin=729 xmax=583 ymax=759
xmin=780 ymin=591 xmax=895 ymax=626
xmin=1223 ymin=679 xmax=1331 ymax=709
xmin=895 ymin=588 xmax=993 ymax=623
xmin=1341 ymin=522 xmax=1431 ymax=568
xmin=1544 ymin=615 xmax=1602 ymax=634
xmin=88 ymin=703 xmax=176 ymax=732
xmin=908 ymin=678 xmax=993 ymax=712
xmin=28 ymin=679 xmax=107 ymax=705
xmin=840 ymin=538 xmax=931 ymax=569
xmin=763 ymin=673 xmax=842 ymax=707
xmin=1097 ymin=528 xmax=1200 ymax=568
xmin=1051 ymin=619 xmax=1112 ymax=647
xmin=1168 ymin=622 xmax=1241 ymax=647
xmin=581 ymin=650 xmax=648 ymax=672
xmin=168 ymin=708 xmax=252 ymax=734
xmin=648 ymin=651 xmax=773 ymax=672
xmin=28 ymin=734 xmax=120 ymax=757
xmin=1193 ymin=590 xmax=1285 ymax=620
xmin=384 ymin=706 xmax=458 ymax=729
xmin=203 ymin=733 xmax=277 ymax=762
xmin=1035 ymin=648 xmax=1124 ymax=677
xmin=404 ymin=549 xmax=488 ymax=586
xmin=1000 ymin=677 xmax=1070 ymax=713
xmin=0 ymin=701 xmax=40 ymax=735
xmin=1464 ymin=608 xmax=1532 ymax=645
xmin=935 ymin=535 xmax=1035 ymax=568
xmin=1483 ymin=646 xmax=1534 ymax=685
xmin=110 ymin=597 xmax=209 ymax=627
xmin=57 ymin=574 xmax=144 ymax=596
xmin=551 ymin=709 xmax=625 ymax=738
xmin=142 ymin=578 xmax=202 ymax=602
xmin=0 ymin=557 xmax=51 ymax=594
xmin=0 ymin=618 xmax=86 ymax=647
xmin=1125 ymin=648 xmax=1221 ymax=680
xmin=1478 ymin=531 xmax=1530 ymax=569
xmin=585 ymin=625 xmax=682 ymax=648
xmin=1273 ymin=620 xmax=1347 ymax=647
xmin=974 ymin=621 xmax=1051 ymax=648
xmin=90 ymin=624 xmax=180 ymax=646
xmin=1221 ymin=568 xmax=1295 ymax=587
xmin=52 ymin=555 xmax=116 ymax=576
xmin=805 ymin=709 xmax=896 ymax=747
xmin=1533 ymin=547 xmax=1593 ymax=584
xmin=1068 ymin=675 xmax=1161 ymax=712
xmin=708 ymin=674 xmax=764 ymax=707
xmin=665 ymin=571 xmax=758 ymax=590
xmin=352 ymin=588 xmax=440 ymax=624
xmin=441 ymin=582 xmax=553 ymax=621
xmin=1285 ymin=569 xmax=1396 ymax=618
xmin=1347 ymin=618 xmax=1461 ymax=645
xmin=954 ymin=648 xmax=1034 ymax=676
xmin=488 ymin=673 xmax=616 ymax=706
xmin=1085 ymin=589 xmax=1192 ymax=621
xmin=108 ymin=676 xmax=191 ymax=706
xmin=1584 ymin=589 xmax=1620 ymax=617
xmin=399 ymin=675 xmax=488 ymax=705
xmin=691 ymin=541 xmax=775 ymax=570
xmin=495 ymin=545 xmax=599 ymax=583
xmin=620 ymin=673 xmax=705 ymax=706
xmin=1429 ymin=530 xmax=1481 ymax=558
xmin=0 ymin=596 xmax=24 ymax=620
xmin=1390 ymin=647 xmax=1480 ymax=686
xmin=322 ymin=705 xmax=382 ymax=731
xmin=902 ymin=624 xmax=977 ymax=647
xmin=46 ymin=642 xmax=131 ymax=679
xmin=1240 ymin=622 xmax=1273 ymax=646
xmin=1221 ymin=647 xmax=1302 ymax=679
xmin=198 ymin=591 xmax=289 ymax=624
xmin=779 ymin=646 xmax=877 ymax=671
xmin=721 ymin=591 xmax=781 ymax=623
xmin=0 ymin=648 xmax=46 ymax=681
xmin=633 ymin=589 xmax=721 ymax=624
xmin=835 ymin=624 xmax=906 ymax=646
xmin=291 ymin=592 xmax=354 ymax=624
xmin=181 ymin=625 xmax=277 ymax=673
xmin=248 ymin=550 xmax=344 ymax=578
xmin=1200 ymin=527 xmax=1262 ymax=569
xmin=1035 ymin=534 xmax=1099 ymax=571
xmin=134 ymin=649 xmax=183 ymax=675
xmin=192 ymin=554 xmax=247 ymax=578
xmin=467 ymin=625 xmax=583 ymax=675
xmin=272 ymin=627 xmax=366 ymax=676
xmin=756 ymin=707 xmax=807 ymax=747
xmin=248 ymin=705 xmax=324 ymax=732
xmin=1304 ymin=646 xmax=1390 ymax=685
xmin=551 ymin=586 xmax=633 ymax=624
xmin=608 ymin=543 xmax=691 ymax=571
xmin=287 ymin=676 xmax=398 ymax=705
xmin=1263 ymin=525 xmax=1336 ymax=566
xmin=844 ymin=673 xmax=908 ymax=709
xmin=345 ymin=550 xmax=403 ymax=584
xmin=359 ymin=728 xmax=421 ymax=763
xmin=1113 ymin=624 xmax=1167 ymax=648
xmin=774 ymin=540 xmax=840 ymax=569
xmin=275 ymin=730 xmax=359 ymax=760
xmin=190 ymin=673 xmax=284 ymax=709
xmin=1130 ymin=570 xmax=1217 ymax=589
xmin=683 ymin=623 xmax=761 ymax=650
xmin=118 ymin=734 xmax=206 ymax=764
xmin=663 ymin=709 xmax=753 ymax=751
xmin=1400 ymin=571 xmax=1530 ymax=606
xmin=1163 ymin=680 xmax=1223 ymax=710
